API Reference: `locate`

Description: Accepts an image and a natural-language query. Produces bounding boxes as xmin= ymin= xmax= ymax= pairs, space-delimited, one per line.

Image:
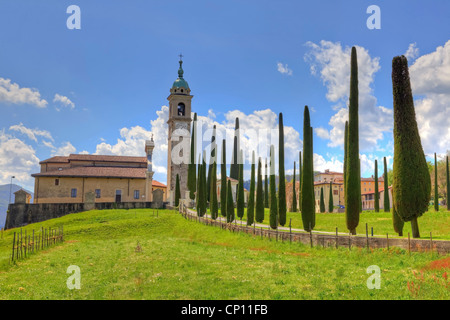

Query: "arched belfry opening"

xmin=177 ymin=102 xmax=186 ymax=116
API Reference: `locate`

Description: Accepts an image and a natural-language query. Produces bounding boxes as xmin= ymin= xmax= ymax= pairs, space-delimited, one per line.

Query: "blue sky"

xmin=0 ymin=0 xmax=449 ymax=189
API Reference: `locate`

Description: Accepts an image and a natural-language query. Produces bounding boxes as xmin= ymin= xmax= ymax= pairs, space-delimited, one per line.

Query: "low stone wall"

xmin=5 ymin=201 xmax=167 ymax=230
xmin=181 ymin=208 xmax=450 ymax=255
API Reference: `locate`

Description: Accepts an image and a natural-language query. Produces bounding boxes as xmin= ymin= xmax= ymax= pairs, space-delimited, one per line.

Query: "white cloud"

xmin=0 ymin=78 xmax=48 ymax=108
xmin=277 ymin=62 xmax=293 ymax=76
xmin=304 ymin=41 xmax=392 ymax=150
xmin=53 ymin=94 xmax=75 ymax=110
xmin=313 ymin=153 xmax=343 ymax=173
xmin=0 ymin=131 xmax=40 ymax=189
xmin=315 ymin=127 xmax=330 ymax=140
xmin=405 ymin=43 xmax=419 ymax=61
xmin=9 ymin=123 xmax=54 ymax=142
xmin=409 ymin=40 xmax=450 ymax=155
xmin=52 ymin=141 xmax=76 ymax=156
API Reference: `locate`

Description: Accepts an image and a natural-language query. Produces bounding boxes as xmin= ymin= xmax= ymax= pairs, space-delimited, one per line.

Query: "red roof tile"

xmin=39 ymin=156 xmax=69 ymax=164
xmin=68 ymin=154 xmax=146 ymax=163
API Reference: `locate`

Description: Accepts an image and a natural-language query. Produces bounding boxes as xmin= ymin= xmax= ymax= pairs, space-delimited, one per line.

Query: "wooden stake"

xmin=408 ymin=232 xmax=411 ymax=256
xmin=386 ymin=233 xmax=389 ymax=250
xmin=11 ymin=232 xmax=15 ymax=263
xmin=336 ymin=227 xmax=338 ymax=249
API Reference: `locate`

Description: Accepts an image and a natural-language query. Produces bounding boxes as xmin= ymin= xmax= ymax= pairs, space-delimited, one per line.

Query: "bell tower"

xmin=167 ymin=55 xmax=193 ymax=204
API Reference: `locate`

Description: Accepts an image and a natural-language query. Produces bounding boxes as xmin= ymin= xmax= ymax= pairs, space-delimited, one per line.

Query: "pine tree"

xmin=175 ymin=174 xmax=181 ymax=207
xmin=374 ymin=160 xmax=379 ymax=212
xmin=247 ymin=151 xmax=256 ymax=226
xmin=298 ymin=151 xmax=302 ymax=212
xmin=237 ymin=150 xmax=245 ymax=220
xmin=187 ymin=113 xmax=197 ymax=201
xmin=255 ymin=157 xmax=265 ymax=223
xmin=207 ymin=125 xmax=217 ymax=203
xmin=328 ymin=181 xmax=334 ymax=213
xmin=434 ymin=153 xmax=439 ymax=212
xmin=226 ymin=180 xmax=234 ymax=223
xmin=264 ymin=160 xmax=269 ymax=208
xmin=220 ymin=140 xmax=227 ymax=217
xmin=269 ymin=145 xmax=278 ymax=229
xmin=210 ymin=162 xmax=218 ymax=219
xmin=278 ymin=113 xmax=286 ymax=226
xmin=319 ymin=187 xmax=325 ymax=213
xmin=345 ymin=47 xmax=360 ymax=235
xmin=392 ymin=55 xmax=431 ymax=238
xmin=291 ymin=161 xmax=297 ymax=212
xmin=301 ymin=106 xmax=315 ymax=231
xmin=230 ymin=118 xmax=240 ymax=180
xmin=383 ymin=157 xmax=390 ymax=212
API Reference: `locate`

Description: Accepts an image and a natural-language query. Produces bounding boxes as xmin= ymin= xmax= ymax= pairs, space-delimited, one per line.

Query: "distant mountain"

xmin=0 ymin=184 xmax=34 ymax=228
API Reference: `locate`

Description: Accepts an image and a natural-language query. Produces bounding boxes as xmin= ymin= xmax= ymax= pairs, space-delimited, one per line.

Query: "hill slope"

xmin=0 ymin=209 xmax=447 ymax=300
xmin=0 ymin=184 xmax=34 ymax=228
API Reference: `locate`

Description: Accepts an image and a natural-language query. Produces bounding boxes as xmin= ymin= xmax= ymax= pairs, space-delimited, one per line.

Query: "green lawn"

xmin=0 ymin=209 xmax=448 ymax=299
xmin=211 ymin=207 xmax=450 ymax=240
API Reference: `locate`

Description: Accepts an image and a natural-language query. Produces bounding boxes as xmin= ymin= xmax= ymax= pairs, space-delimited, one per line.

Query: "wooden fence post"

xmin=336 ymin=227 xmax=338 ymax=249
xmin=408 ymin=233 xmax=411 ymax=256
xmin=309 ymin=223 xmax=313 ymax=248
xmin=386 ymin=233 xmax=389 ymax=250
xmin=366 ymin=223 xmax=369 ymax=251
xmin=430 ymin=232 xmax=433 ymax=257
xmin=289 ymin=219 xmax=292 ymax=243
xmin=11 ymin=232 xmax=16 ymax=263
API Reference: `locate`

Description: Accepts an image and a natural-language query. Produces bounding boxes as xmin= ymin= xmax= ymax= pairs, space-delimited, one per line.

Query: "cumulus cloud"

xmin=277 ymin=62 xmax=293 ymax=76
xmin=0 ymin=78 xmax=48 ymax=108
xmin=51 ymin=141 xmax=77 ymax=156
xmin=0 ymin=131 xmax=40 ymax=188
xmin=409 ymin=40 xmax=450 ymax=155
xmin=405 ymin=43 xmax=419 ymax=61
xmin=9 ymin=123 xmax=54 ymax=142
xmin=53 ymin=94 xmax=75 ymax=110
xmin=304 ymin=41 xmax=392 ymax=150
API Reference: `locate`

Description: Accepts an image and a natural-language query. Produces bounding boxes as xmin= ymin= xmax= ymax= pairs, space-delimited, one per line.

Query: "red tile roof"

xmin=39 ymin=156 xmax=69 ymax=164
xmin=68 ymin=154 xmax=146 ymax=163
xmin=152 ymin=180 xmax=166 ymax=188
xmin=32 ymin=166 xmax=147 ymax=179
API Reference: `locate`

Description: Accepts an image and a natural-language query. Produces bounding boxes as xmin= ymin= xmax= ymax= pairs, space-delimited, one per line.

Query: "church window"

xmin=134 ymin=190 xmax=140 ymax=199
xmin=55 ymin=179 xmax=59 ymax=186
xmin=71 ymin=188 xmax=77 ymax=198
xmin=177 ymin=103 xmax=185 ymax=116
xmin=95 ymin=189 xmax=101 ymax=198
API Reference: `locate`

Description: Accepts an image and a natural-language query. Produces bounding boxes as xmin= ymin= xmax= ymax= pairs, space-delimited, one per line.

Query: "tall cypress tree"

xmin=299 ymin=151 xmax=302 ymax=212
xmin=175 ymin=174 xmax=181 ymax=207
xmin=187 ymin=113 xmax=197 ymax=201
xmin=447 ymin=155 xmax=450 ymax=211
xmin=345 ymin=47 xmax=360 ymax=235
xmin=392 ymin=191 xmax=404 ymax=236
xmin=199 ymin=152 xmax=207 ymax=217
xmin=207 ymin=125 xmax=217 ymax=203
xmin=237 ymin=150 xmax=245 ymax=220
xmin=392 ymin=55 xmax=431 ymax=238
xmin=301 ymin=106 xmax=315 ymax=231
xmin=291 ymin=161 xmax=297 ymax=212
xmin=264 ymin=160 xmax=269 ymax=208
xmin=247 ymin=151 xmax=256 ymax=226
xmin=210 ymin=162 xmax=218 ymax=219
xmin=226 ymin=180 xmax=234 ymax=223
xmin=343 ymin=121 xmax=349 ymax=196
xmin=328 ymin=181 xmax=334 ymax=213
xmin=359 ymin=158 xmax=362 ymax=213
xmin=196 ymin=155 xmax=202 ymax=216
xmin=220 ymin=140 xmax=227 ymax=217
xmin=319 ymin=187 xmax=325 ymax=213
xmin=434 ymin=153 xmax=439 ymax=211
xmin=383 ymin=157 xmax=390 ymax=212
xmin=278 ymin=113 xmax=287 ymax=226
xmin=230 ymin=118 xmax=240 ymax=180
xmin=255 ymin=157 xmax=265 ymax=222
xmin=374 ymin=160 xmax=379 ymax=212
xmin=269 ymin=145 xmax=278 ymax=229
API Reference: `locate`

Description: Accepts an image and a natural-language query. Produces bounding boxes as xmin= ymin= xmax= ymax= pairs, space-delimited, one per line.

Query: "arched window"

xmin=177 ymin=103 xmax=185 ymax=116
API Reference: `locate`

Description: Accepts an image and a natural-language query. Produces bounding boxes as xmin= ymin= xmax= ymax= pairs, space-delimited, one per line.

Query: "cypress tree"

xmin=299 ymin=151 xmax=302 ymax=212
xmin=199 ymin=152 xmax=207 ymax=217
xmin=291 ymin=161 xmax=297 ymax=212
xmin=247 ymin=151 xmax=256 ymax=226
xmin=319 ymin=187 xmax=325 ymax=213
xmin=278 ymin=113 xmax=287 ymax=226
xmin=345 ymin=47 xmax=360 ymax=235
xmin=359 ymin=159 xmax=362 ymax=213
xmin=226 ymin=180 xmax=234 ymax=223
xmin=220 ymin=140 xmax=227 ymax=217
xmin=301 ymin=106 xmax=315 ymax=231
xmin=207 ymin=125 xmax=217 ymax=203
xmin=447 ymin=155 xmax=449 ymax=211
xmin=255 ymin=157 xmax=265 ymax=222
xmin=269 ymin=145 xmax=278 ymax=229
xmin=237 ymin=150 xmax=245 ymax=220
xmin=175 ymin=174 xmax=181 ymax=207
xmin=391 ymin=189 xmax=404 ymax=236
xmin=328 ymin=181 xmax=334 ymax=213
xmin=434 ymin=153 xmax=439 ymax=211
xmin=196 ymin=154 xmax=202 ymax=216
xmin=343 ymin=121 xmax=349 ymax=196
xmin=383 ymin=157 xmax=390 ymax=212
xmin=230 ymin=118 xmax=240 ymax=180
xmin=187 ymin=113 xmax=197 ymax=201
xmin=210 ymin=162 xmax=218 ymax=219
xmin=264 ymin=160 xmax=269 ymax=208
xmin=374 ymin=160 xmax=379 ymax=212
xmin=392 ymin=55 xmax=431 ymax=238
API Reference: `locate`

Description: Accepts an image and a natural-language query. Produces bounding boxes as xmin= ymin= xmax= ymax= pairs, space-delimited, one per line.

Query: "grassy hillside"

xmin=0 ymin=209 xmax=448 ymax=300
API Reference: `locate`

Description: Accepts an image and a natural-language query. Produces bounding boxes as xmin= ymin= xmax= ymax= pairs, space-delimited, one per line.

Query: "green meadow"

xmin=0 ymin=209 xmax=448 ymax=300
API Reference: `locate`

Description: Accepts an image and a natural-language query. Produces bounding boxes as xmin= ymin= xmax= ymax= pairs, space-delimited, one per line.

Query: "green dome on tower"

xmin=172 ymin=58 xmax=190 ymax=90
